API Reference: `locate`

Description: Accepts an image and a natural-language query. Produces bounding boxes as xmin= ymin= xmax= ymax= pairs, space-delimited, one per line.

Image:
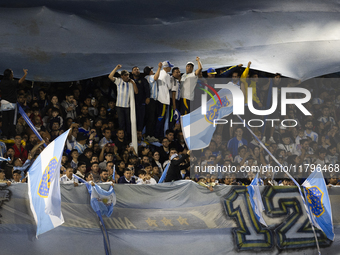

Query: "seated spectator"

xmin=75 ymin=162 xmax=87 ymax=179
xmin=50 ymin=120 xmax=62 ymax=141
xmin=327 ymin=173 xmax=340 ymax=187
xmin=114 ymin=129 xmax=129 ymax=155
xmin=74 ymin=131 xmax=95 ymax=154
xmin=314 ymin=148 xmax=327 ymax=168
xmin=105 ymin=161 xmax=114 ymax=181
xmin=11 ymin=170 xmax=23 ymax=183
xmin=277 ymin=133 xmax=299 ymax=156
xmin=118 ymin=168 xmax=136 ymax=184
xmin=0 ymin=169 xmax=11 ymax=186
xmin=99 ymin=152 xmax=114 ymax=170
xmin=151 ymin=166 xmax=161 ymax=183
xmin=99 ymin=128 xmax=113 ymax=149
xmin=13 ymin=134 xmax=28 ymax=163
xmin=304 ymin=120 xmax=318 ymax=142
xmin=60 ymin=167 xmax=79 ymax=184
xmin=152 ymin=151 xmax=163 ymax=173
xmin=70 ymin=149 xmax=79 ymax=169
xmin=318 ymin=105 xmax=336 ymax=130
xmin=227 ymin=127 xmax=248 ymax=158
xmin=90 ymin=162 xmax=100 ymax=182
xmin=49 ymin=107 xmax=63 ymax=131
xmin=325 ymin=145 xmax=338 ymax=165
xmin=78 ymin=148 xmax=93 ymax=171
xmin=85 ymin=172 xmax=94 ymax=182
xmin=99 ymin=169 xmax=110 ymax=183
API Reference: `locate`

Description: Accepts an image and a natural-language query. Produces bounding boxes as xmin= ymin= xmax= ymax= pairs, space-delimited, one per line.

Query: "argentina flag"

xmin=302 ymin=168 xmax=335 ymax=241
xmin=181 ymin=85 xmax=234 ymax=150
xmin=247 ymin=173 xmax=268 ymax=227
xmin=27 ymin=130 xmax=70 ymax=237
xmin=91 ymin=184 xmax=116 ymax=217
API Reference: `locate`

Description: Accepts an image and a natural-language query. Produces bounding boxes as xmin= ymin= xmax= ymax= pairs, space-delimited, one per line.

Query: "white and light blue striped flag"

xmin=247 ymin=173 xmax=268 ymax=227
xmin=181 ymin=86 xmax=233 ymax=150
xmin=27 ymin=130 xmax=70 ymax=237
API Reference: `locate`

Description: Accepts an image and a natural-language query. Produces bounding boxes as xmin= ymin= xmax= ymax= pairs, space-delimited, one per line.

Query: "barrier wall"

xmin=0 ymin=181 xmax=339 ymax=254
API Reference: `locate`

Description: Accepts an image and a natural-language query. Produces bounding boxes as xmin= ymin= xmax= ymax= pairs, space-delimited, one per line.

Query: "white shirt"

xmin=136 ymin=177 xmax=157 ymax=185
xmin=170 ymin=76 xmax=181 ymax=100
xmin=157 ymin=70 xmax=172 ymax=105
xmin=304 ymin=130 xmax=318 ymax=142
xmin=278 ymin=143 xmax=299 ymax=155
xmin=114 ymin=78 xmax=133 ymax=108
xmin=145 ymin=75 xmax=158 ymax=100
xmin=181 ymin=72 xmax=198 ymax=101
xmin=60 ymin=175 xmax=79 ymax=183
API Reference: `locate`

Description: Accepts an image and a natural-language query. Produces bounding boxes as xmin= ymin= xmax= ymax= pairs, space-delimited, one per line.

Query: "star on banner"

xmin=161 ymin=217 xmax=173 ymax=226
xmin=145 ymin=217 xmax=158 ymax=227
xmin=177 ymin=216 xmax=189 ymax=225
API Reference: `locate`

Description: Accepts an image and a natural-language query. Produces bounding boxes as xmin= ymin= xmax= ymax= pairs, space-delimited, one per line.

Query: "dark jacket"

xmin=164 ymin=154 xmax=190 ymax=182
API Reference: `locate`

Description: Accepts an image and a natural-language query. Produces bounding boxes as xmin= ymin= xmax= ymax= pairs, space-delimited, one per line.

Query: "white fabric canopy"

xmin=1 ymin=1 xmax=340 ymax=81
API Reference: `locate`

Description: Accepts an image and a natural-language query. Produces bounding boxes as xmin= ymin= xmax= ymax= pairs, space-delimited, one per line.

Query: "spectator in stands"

xmin=13 ymin=134 xmax=28 ymax=163
xmin=60 ymin=167 xmax=79 ymax=184
xmin=97 ymin=169 xmax=109 ymax=183
xmin=131 ymin=66 xmax=150 ymax=132
xmin=227 ymin=127 xmax=248 ymax=158
xmin=144 ymin=63 xmax=162 ymax=143
xmin=170 ymin=67 xmax=182 ymax=128
xmin=164 ymin=150 xmax=190 ymax=182
xmin=90 ymin=162 xmax=100 ymax=182
xmin=158 ymin=137 xmax=170 ymax=165
xmin=318 ymin=105 xmax=336 ymax=133
xmin=180 ymin=57 xmax=202 ymax=115
xmin=304 ymin=120 xmax=318 ymax=142
xmin=118 ymin=168 xmax=136 ymax=184
xmin=0 ymin=68 xmax=27 ymax=140
xmin=155 ymin=61 xmax=174 ymax=138
xmin=108 ymin=65 xmax=138 ymax=139
xmin=99 ymin=128 xmax=113 ymax=149
xmin=61 ymin=93 xmax=77 ymax=119
xmin=114 ymin=129 xmax=129 ymax=155
xmin=75 ymin=162 xmax=87 ymax=179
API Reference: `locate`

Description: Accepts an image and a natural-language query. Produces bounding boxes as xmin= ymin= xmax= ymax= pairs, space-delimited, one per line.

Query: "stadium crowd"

xmin=0 ymin=58 xmax=340 ymax=189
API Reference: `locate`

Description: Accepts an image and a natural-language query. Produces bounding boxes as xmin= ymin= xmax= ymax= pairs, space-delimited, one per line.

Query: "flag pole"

xmin=303 ymin=187 xmax=321 ymax=255
xmin=236 ymin=114 xmax=322 ymax=253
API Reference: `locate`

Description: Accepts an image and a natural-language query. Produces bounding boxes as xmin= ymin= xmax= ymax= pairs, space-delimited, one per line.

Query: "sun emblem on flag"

xmin=205 ymin=96 xmax=229 ymax=124
xmin=305 ymin=186 xmax=325 ymax=217
xmin=38 ymin=157 xmax=58 ymax=198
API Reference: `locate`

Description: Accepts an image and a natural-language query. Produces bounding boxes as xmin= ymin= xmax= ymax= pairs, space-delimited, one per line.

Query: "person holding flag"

xmin=160 ymin=150 xmax=190 ymax=183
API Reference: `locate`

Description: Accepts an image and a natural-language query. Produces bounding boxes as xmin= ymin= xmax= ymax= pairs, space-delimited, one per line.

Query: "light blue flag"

xmin=302 ymin=168 xmax=335 ymax=241
xmin=158 ymin=161 xmax=170 ymax=183
xmin=72 ymin=174 xmax=115 ymax=255
xmin=27 ymin=130 xmax=70 ymax=237
xmin=91 ymin=184 xmax=116 ymax=217
xmin=181 ymin=86 xmax=233 ymax=150
xmin=247 ymin=173 xmax=268 ymax=227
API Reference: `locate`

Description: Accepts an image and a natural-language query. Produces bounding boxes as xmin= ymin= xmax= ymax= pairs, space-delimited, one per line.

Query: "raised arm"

xmin=108 ymin=64 xmax=122 ymax=82
xmin=219 ymin=64 xmax=243 ymax=77
xmin=29 ymin=140 xmax=45 ymax=159
xmin=154 ymin=62 xmax=162 ymax=81
xmin=18 ymin=69 xmax=28 ymax=84
xmin=195 ymin=57 xmax=202 ymax=76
